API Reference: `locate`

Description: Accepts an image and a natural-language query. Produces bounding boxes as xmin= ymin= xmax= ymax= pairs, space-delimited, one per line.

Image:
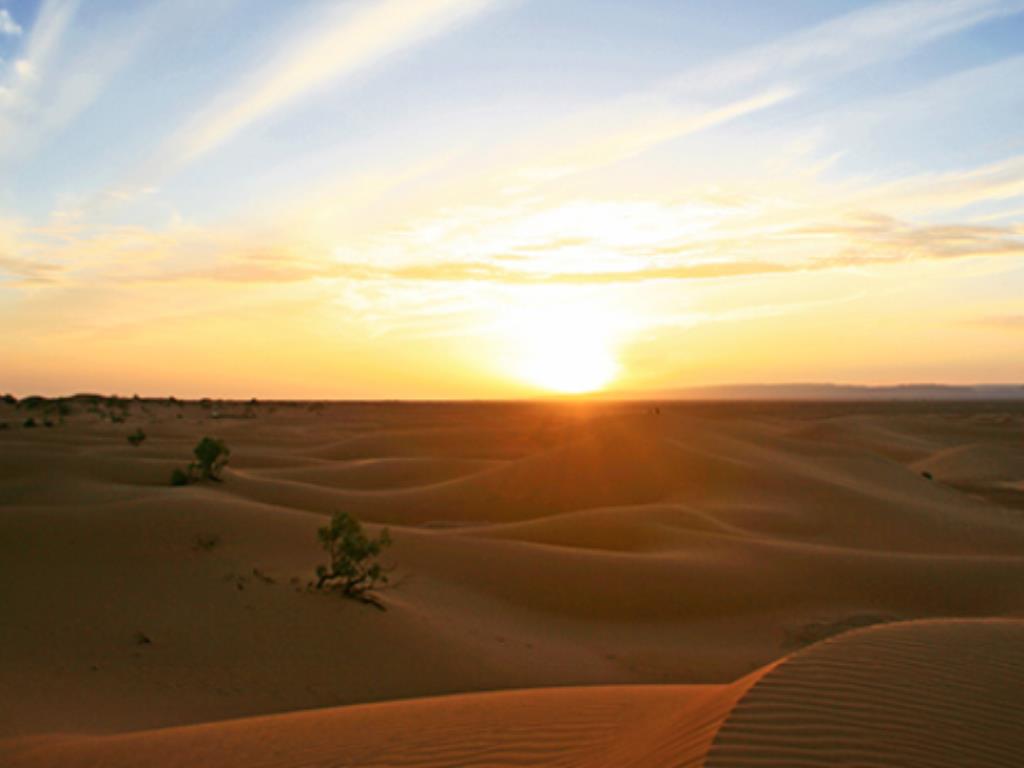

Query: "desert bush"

xmin=315 ymin=512 xmax=392 ymax=604
xmin=45 ymin=401 xmax=72 ymax=424
xmin=127 ymin=428 xmax=146 ymax=446
xmin=2 ymin=394 xmax=16 ymax=405
xmin=23 ymin=417 xmax=37 ymax=428
xmin=170 ymin=436 xmax=230 ymax=485
xmin=192 ymin=436 xmax=229 ymax=480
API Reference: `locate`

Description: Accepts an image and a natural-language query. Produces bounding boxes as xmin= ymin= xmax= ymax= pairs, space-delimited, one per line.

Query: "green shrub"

xmin=315 ymin=512 xmax=392 ymax=604
xmin=23 ymin=418 xmax=37 ymax=428
xmin=170 ymin=436 xmax=230 ymax=486
xmin=128 ymin=428 xmax=146 ymax=447
xmin=192 ymin=436 xmax=229 ymax=480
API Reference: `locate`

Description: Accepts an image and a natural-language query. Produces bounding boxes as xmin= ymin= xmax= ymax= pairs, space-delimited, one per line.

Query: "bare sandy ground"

xmin=2 ymin=398 xmax=1023 ymax=765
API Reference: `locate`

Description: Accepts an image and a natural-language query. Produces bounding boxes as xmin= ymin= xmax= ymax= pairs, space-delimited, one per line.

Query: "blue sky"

xmin=2 ymin=0 xmax=1023 ymax=397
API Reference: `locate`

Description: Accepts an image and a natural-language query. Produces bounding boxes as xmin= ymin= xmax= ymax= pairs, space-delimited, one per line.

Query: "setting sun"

xmin=519 ymin=335 xmax=617 ymax=394
xmin=499 ymin=296 xmax=621 ymax=394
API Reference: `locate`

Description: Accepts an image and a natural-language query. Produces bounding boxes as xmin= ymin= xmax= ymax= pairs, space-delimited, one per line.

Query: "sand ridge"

xmin=705 ymin=618 xmax=1024 ymax=767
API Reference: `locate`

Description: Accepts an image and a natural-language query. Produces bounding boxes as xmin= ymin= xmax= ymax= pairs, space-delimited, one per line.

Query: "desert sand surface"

xmin=2 ymin=397 xmax=1024 ymax=765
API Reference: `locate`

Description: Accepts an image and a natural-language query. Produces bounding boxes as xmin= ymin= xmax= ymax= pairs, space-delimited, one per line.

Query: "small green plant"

xmin=315 ymin=512 xmax=392 ymax=605
xmin=192 ymin=436 xmax=230 ymax=480
xmin=127 ymin=428 xmax=146 ymax=447
xmin=170 ymin=436 xmax=230 ymax=486
xmin=23 ymin=417 xmax=37 ymax=428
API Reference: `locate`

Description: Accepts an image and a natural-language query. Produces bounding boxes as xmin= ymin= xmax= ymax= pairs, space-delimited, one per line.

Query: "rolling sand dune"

xmin=705 ymin=618 xmax=1024 ymax=767
xmin=2 ymin=399 xmax=1023 ymax=764
xmin=5 ymin=619 xmax=1021 ymax=767
xmin=0 ymin=681 xmax=756 ymax=768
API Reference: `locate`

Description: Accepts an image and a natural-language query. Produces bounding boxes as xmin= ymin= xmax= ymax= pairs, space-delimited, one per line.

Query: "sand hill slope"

xmin=4 ymin=618 xmax=1022 ymax=767
xmin=705 ymin=618 xmax=1024 ymax=767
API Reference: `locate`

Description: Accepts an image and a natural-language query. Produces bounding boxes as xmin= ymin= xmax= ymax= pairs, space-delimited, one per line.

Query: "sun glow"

xmin=502 ymin=297 xmax=621 ymax=394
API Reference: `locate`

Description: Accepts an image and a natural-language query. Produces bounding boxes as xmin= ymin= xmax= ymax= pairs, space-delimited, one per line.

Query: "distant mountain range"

xmin=620 ymin=384 xmax=1024 ymax=401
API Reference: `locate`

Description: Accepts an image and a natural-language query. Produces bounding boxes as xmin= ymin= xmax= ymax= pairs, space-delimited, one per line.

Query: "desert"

xmin=3 ymin=397 xmax=1024 ymax=766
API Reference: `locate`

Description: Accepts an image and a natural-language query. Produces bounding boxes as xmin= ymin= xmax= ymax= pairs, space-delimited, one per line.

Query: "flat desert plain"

xmin=2 ymin=398 xmax=1024 ymax=766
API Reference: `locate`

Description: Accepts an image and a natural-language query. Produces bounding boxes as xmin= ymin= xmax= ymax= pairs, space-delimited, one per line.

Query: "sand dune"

xmin=706 ymin=618 xmax=1024 ymax=767
xmin=0 ymin=682 xmax=752 ymax=768
xmin=2 ymin=399 xmax=1023 ymax=764
xmin=5 ymin=619 xmax=1021 ymax=767
xmin=915 ymin=442 xmax=1024 ymax=484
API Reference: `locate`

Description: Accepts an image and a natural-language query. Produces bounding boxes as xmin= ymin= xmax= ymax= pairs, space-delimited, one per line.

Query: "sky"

xmin=2 ymin=0 xmax=1023 ymax=398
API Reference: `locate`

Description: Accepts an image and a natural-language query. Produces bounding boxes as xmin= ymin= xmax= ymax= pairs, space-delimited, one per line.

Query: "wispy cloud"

xmin=859 ymin=155 xmax=1024 ymax=216
xmin=0 ymin=254 xmax=63 ymax=284
xmin=292 ymin=0 xmax=1023 ymax=226
xmin=0 ymin=0 xmax=77 ymax=114
xmin=684 ymin=0 xmax=1024 ymax=94
xmin=0 ymin=0 xmax=162 ymax=160
xmin=161 ymin=0 xmax=499 ymax=168
xmin=507 ymin=0 xmax=1024 ymax=188
xmin=0 ymin=9 xmax=23 ymax=37
xmin=94 ymin=195 xmax=1021 ymax=289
